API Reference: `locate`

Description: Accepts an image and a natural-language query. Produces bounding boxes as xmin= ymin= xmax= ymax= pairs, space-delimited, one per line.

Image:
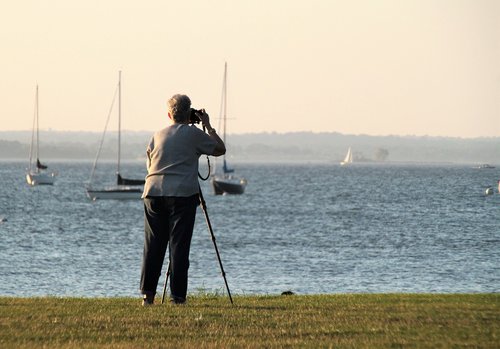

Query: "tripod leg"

xmin=161 ymin=262 xmax=170 ymax=304
xmin=198 ymin=187 xmax=234 ymax=304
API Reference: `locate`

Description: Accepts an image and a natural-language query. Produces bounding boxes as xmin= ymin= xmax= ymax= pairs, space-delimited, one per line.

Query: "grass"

xmin=0 ymin=294 xmax=498 ymax=348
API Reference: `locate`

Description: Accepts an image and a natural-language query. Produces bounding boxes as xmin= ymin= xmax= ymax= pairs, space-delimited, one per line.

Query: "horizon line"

xmin=1 ymin=129 xmax=500 ymax=140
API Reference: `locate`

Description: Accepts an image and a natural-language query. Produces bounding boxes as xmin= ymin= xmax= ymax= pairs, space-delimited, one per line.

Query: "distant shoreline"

xmin=2 ymin=130 xmax=500 ymax=163
xmin=0 ymin=158 xmax=490 ymax=165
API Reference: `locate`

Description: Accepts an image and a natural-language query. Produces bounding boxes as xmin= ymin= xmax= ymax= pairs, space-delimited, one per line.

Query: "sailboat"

xmin=210 ymin=63 xmax=247 ymax=195
xmin=86 ymin=71 xmax=145 ymax=200
xmin=26 ymin=85 xmax=57 ymax=186
xmin=340 ymin=147 xmax=353 ymax=166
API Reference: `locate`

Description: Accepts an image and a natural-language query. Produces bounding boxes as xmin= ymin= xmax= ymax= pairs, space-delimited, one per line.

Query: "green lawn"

xmin=1 ymin=294 xmax=498 ymax=348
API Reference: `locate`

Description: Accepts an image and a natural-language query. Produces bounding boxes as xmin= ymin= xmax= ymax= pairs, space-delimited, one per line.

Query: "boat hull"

xmin=474 ymin=164 xmax=495 ymax=169
xmin=26 ymin=172 xmax=56 ymax=186
xmin=86 ymin=187 xmax=143 ymax=201
xmin=211 ymin=177 xmax=246 ymax=195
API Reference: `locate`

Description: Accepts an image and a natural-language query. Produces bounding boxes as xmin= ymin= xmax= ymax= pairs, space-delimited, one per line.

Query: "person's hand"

xmin=198 ymin=109 xmax=212 ymax=129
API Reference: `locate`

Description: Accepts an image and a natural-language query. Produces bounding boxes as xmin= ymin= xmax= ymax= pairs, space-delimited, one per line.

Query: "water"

xmin=0 ymin=161 xmax=499 ymax=297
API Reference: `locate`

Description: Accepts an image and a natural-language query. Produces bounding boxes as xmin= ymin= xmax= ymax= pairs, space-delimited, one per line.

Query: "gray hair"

xmin=167 ymin=94 xmax=191 ymax=122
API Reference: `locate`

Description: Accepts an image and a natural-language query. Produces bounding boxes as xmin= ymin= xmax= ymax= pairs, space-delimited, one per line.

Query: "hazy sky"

xmin=1 ymin=0 xmax=499 ymax=137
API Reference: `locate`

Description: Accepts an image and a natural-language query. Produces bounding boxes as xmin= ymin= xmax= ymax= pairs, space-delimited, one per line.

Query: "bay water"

xmin=0 ymin=161 xmax=499 ymax=297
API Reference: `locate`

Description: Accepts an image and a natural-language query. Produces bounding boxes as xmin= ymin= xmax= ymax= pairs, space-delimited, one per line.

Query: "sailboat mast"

xmin=36 ymin=85 xmax=40 ymax=166
xmin=28 ymin=85 xmax=38 ymax=172
xmin=223 ymin=62 xmax=227 ymax=145
xmin=117 ymin=71 xmax=121 ymax=175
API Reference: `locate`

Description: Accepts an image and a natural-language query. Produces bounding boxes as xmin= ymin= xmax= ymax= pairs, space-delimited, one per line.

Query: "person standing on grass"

xmin=140 ymin=94 xmax=226 ymax=306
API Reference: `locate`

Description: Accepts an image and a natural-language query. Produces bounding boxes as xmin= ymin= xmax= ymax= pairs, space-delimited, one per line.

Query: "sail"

xmin=117 ymin=173 xmax=145 ymax=185
xmin=222 ymin=159 xmax=234 ymax=174
xmin=36 ymin=159 xmax=48 ymax=170
xmin=343 ymin=148 xmax=353 ymax=163
xmin=340 ymin=147 xmax=353 ymax=165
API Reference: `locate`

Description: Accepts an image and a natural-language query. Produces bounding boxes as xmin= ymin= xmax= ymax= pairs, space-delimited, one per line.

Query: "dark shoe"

xmin=142 ymin=294 xmax=155 ymax=306
xmin=170 ymin=296 xmax=186 ymax=305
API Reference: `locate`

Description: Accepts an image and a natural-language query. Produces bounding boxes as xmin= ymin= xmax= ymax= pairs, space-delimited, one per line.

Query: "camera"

xmin=189 ymin=108 xmax=202 ymax=124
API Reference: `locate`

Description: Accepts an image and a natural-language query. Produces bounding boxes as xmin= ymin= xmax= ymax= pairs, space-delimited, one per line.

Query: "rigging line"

xmin=118 ymin=71 xmax=121 ymax=175
xmin=28 ymin=85 xmax=37 ymax=172
xmin=217 ymin=64 xmax=225 ymax=132
xmin=87 ymin=83 xmax=119 ymax=187
xmin=223 ymin=62 xmax=227 ymax=145
xmin=36 ymin=85 xmax=40 ymax=163
xmin=214 ymin=62 xmax=227 ymax=174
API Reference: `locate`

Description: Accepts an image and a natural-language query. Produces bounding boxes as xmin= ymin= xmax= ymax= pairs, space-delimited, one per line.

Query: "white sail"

xmin=340 ymin=147 xmax=353 ymax=166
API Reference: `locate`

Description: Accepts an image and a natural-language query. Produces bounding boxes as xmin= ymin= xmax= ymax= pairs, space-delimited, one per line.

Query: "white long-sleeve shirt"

xmin=142 ymin=123 xmax=216 ymax=198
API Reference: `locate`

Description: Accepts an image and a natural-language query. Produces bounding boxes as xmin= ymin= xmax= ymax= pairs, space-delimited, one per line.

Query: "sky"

xmin=1 ymin=0 xmax=499 ymax=137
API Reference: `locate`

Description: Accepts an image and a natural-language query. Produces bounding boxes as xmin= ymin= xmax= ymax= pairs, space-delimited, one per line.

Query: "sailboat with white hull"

xmin=210 ymin=63 xmax=247 ymax=195
xmin=86 ymin=71 xmax=145 ymax=200
xmin=26 ymin=85 xmax=57 ymax=186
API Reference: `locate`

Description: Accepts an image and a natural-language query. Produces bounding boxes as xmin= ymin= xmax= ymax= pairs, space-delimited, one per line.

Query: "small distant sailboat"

xmin=26 ymin=85 xmax=57 ymax=186
xmin=211 ymin=63 xmax=247 ymax=195
xmin=473 ymin=164 xmax=495 ymax=169
xmin=340 ymin=147 xmax=353 ymax=166
xmin=86 ymin=71 xmax=145 ymax=200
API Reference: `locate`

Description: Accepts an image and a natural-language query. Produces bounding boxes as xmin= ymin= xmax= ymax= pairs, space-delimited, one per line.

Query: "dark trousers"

xmin=140 ymin=195 xmax=198 ymax=301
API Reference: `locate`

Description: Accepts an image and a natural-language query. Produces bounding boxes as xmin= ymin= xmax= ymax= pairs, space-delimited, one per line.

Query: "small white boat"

xmin=26 ymin=171 xmax=56 ymax=186
xmin=26 ymin=85 xmax=57 ymax=186
xmin=340 ymin=147 xmax=353 ymax=166
xmin=474 ymin=164 xmax=495 ymax=169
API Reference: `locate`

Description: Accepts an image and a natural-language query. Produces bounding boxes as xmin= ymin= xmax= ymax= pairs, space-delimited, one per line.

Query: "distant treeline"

xmin=0 ymin=138 xmax=147 ymax=161
xmin=1 ymin=130 xmax=499 ymax=163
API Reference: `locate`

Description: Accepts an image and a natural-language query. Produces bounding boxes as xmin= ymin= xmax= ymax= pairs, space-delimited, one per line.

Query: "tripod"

xmin=161 ymin=185 xmax=234 ymax=304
